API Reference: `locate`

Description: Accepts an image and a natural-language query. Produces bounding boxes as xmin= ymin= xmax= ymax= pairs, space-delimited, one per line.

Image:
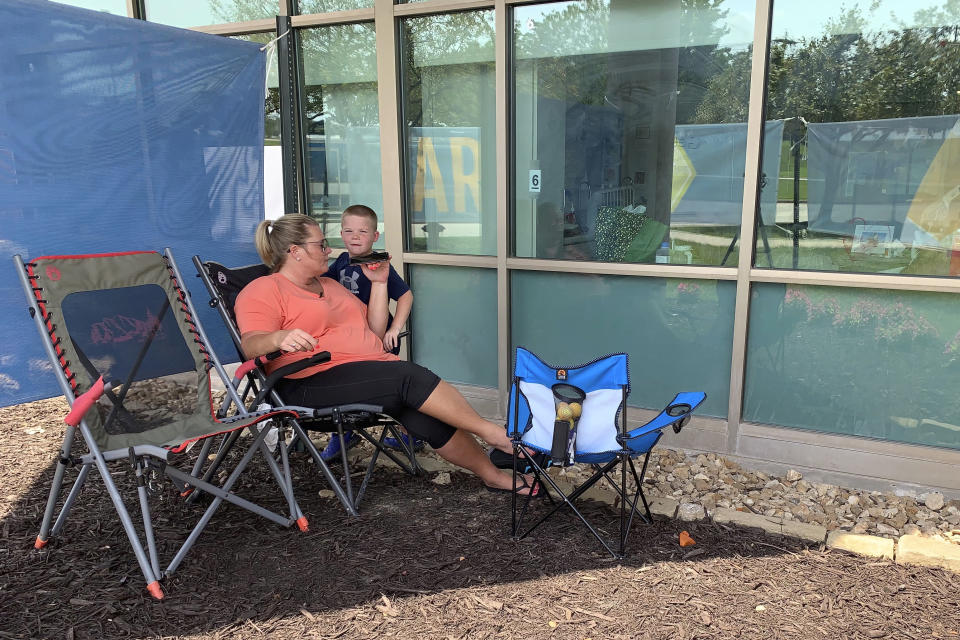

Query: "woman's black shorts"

xmin=276 ymin=360 xmax=454 ymax=449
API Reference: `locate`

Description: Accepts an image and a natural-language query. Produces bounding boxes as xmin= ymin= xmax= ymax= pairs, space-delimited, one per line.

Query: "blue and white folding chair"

xmin=508 ymin=347 xmax=706 ymax=558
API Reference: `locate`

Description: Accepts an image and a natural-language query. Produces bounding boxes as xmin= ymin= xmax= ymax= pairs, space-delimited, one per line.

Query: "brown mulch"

xmin=1 ymin=399 xmax=959 ymax=640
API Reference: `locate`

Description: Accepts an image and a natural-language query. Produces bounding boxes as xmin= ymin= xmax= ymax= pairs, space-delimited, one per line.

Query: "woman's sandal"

xmin=485 ymin=475 xmax=541 ymax=497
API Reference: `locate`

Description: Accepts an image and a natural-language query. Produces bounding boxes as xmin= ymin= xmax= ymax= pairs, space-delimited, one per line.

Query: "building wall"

xmin=57 ymin=0 xmax=960 ymax=496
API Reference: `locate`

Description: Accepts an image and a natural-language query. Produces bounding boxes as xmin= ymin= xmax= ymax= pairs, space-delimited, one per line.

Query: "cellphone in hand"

xmin=349 ymin=251 xmax=390 ymax=266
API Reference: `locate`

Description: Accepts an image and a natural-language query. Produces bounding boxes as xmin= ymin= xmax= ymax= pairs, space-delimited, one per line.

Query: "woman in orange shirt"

xmin=236 ymin=214 xmax=538 ymax=496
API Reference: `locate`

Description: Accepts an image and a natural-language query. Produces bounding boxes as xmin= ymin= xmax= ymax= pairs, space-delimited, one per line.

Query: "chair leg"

xmin=248 ymin=423 xmax=305 ymax=529
xmin=511 ymin=443 xmax=543 ymax=538
xmin=351 ymin=427 xmax=385 ymax=510
xmin=288 ymin=421 xmax=360 ymax=517
xmin=596 ymin=455 xmax=652 ymax=557
xmin=134 ymin=460 xmax=162 ymax=580
xmin=512 ymin=453 xmax=626 ymax=559
xmin=35 ymin=425 xmax=78 ymax=549
xmin=185 ymin=429 xmax=242 ymax=505
xmin=391 ymin=424 xmax=422 ymax=474
xmin=50 ymin=463 xmax=92 ymax=539
xmin=187 ymin=436 xmax=216 ymax=488
xmin=275 ymin=423 xmax=308 ymax=531
xmin=165 ymin=422 xmax=291 ymax=577
xmin=620 ymin=452 xmax=627 ymax=557
xmin=78 ymin=425 xmax=163 ymax=599
xmin=353 ymin=424 xmax=418 ymax=475
xmin=334 ymin=419 xmax=356 ymax=509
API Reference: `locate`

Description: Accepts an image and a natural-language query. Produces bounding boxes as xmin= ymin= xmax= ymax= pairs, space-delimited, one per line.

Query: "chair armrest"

xmin=234 ymin=350 xmax=283 ymax=380
xmin=617 ymin=391 xmax=706 ymax=445
xmin=253 ymin=351 xmax=332 ymax=406
xmin=64 ymin=376 xmax=104 ymax=427
xmin=312 ymin=403 xmax=385 ymax=416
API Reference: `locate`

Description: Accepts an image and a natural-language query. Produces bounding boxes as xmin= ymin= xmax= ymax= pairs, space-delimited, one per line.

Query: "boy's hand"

xmin=383 ymin=327 xmax=402 ymax=351
xmin=360 ymin=255 xmax=390 ymax=283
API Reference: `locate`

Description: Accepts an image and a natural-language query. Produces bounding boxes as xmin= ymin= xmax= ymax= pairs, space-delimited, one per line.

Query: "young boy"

xmin=319 ymin=204 xmax=420 ymax=460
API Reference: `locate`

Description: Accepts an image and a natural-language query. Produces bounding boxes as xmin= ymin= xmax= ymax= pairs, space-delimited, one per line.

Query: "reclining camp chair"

xmin=14 ymin=249 xmax=323 ymax=599
xmin=193 ymin=255 xmax=420 ymax=516
xmin=507 ymin=347 xmax=705 ymax=558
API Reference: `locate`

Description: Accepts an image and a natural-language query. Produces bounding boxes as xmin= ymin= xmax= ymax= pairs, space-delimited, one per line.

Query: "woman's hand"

xmin=275 ymin=328 xmax=317 ymax=353
xmin=360 ymin=255 xmax=390 ymax=283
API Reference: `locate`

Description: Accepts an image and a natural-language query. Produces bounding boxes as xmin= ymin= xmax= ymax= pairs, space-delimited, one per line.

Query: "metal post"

xmin=276 ymin=15 xmax=305 ymax=214
xmin=793 ymin=131 xmax=801 ymax=269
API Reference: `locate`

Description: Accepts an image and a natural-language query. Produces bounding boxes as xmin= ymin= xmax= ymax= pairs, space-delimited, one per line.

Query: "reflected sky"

xmin=772 ymin=0 xmax=956 ymax=40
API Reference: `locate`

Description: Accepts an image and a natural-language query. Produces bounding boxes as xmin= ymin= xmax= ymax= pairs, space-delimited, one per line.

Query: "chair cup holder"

xmin=550 ymin=383 xmax=585 ymax=466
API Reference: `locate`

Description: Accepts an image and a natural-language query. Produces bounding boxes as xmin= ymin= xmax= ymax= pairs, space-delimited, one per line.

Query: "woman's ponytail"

xmin=253 ymin=214 xmax=319 ymax=272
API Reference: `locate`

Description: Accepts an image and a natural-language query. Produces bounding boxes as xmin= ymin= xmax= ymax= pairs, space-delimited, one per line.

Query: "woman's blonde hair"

xmin=254 ymin=214 xmax=319 ymax=272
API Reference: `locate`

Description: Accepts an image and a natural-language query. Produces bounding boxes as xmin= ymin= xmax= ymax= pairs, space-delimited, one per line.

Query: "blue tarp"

xmin=0 ymin=1 xmax=266 ymax=406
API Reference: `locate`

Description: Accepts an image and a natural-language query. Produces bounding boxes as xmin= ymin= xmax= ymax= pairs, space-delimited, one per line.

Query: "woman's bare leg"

xmin=434 ymin=430 xmax=535 ymax=493
xmin=418 ymin=381 xmax=513 ymax=453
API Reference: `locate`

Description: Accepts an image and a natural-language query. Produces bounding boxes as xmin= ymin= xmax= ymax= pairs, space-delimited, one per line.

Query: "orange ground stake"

xmin=678 ymin=530 xmax=696 ymax=547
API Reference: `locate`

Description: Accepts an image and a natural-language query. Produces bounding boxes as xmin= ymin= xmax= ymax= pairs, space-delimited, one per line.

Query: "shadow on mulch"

xmin=1 ymin=408 xmax=959 ymax=640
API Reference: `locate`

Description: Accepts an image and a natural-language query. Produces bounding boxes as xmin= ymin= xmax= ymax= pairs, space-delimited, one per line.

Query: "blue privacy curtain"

xmin=0 ymin=1 xmax=266 ymax=405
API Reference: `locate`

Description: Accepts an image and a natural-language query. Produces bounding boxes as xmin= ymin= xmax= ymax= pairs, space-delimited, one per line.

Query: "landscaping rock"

xmin=896 ymin=535 xmax=960 ymax=572
xmin=826 ymin=531 xmax=894 ymax=560
xmin=924 ymin=492 xmax=945 ymax=512
xmin=678 ymin=502 xmax=705 ymax=521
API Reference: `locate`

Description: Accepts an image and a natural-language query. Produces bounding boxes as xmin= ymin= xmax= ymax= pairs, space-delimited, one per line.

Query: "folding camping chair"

xmin=14 ymin=249 xmax=325 ymax=599
xmin=193 ymin=256 xmax=421 ymax=516
xmin=507 ymin=347 xmax=705 ymax=558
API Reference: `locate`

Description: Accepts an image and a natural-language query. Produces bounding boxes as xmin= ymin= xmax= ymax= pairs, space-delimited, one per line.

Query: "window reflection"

xmin=299 ymin=23 xmax=383 ymax=249
xmin=297 ymin=0 xmax=373 ymax=13
xmin=745 ymin=283 xmax=960 ymax=450
xmin=400 ymin=12 xmax=497 ymax=255
xmin=512 ymin=0 xmax=758 ymax=264
xmin=762 ymin=1 xmax=960 ymax=275
xmin=144 ymin=0 xmax=275 ymax=27
xmin=512 ymin=270 xmax=735 ymax=416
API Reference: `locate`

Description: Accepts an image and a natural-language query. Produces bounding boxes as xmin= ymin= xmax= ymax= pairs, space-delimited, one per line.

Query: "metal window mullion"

xmin=277 ymin=15 xmax=307 ymax=214
xmin=375 ymin=0 xmax=407 ymax=356
xmin=726 ymin=0 xmax=773 ymax=452
xmin=394 ymin=0 xmax=495 ymax=17
xmin=506 ymin=257 xmax=737 ymax=280
xmin=750 ymin=268 xmax=960 ymax=294
xmin=403 ymin=253 xmax=498 ymax=269
xmin=495 ymin=0 xmax=510 ymax=415
xmin=190 ymin=20 xmax=279 ymax=35
xmin=292 ymin=9 xmax=376 ymax=27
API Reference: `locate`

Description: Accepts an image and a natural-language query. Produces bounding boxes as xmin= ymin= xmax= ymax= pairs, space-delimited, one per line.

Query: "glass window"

xmin=744 ymin=283 xmax=960 ymax=450
xmin=297 ymin=0 xmax=373 ymax=13
xmin=512 ymin=0 xmax=760 ymax=265
xmin=409 ymin=265 xmax=497 ymax=387
xmin=55 ymin=0 xmax=128 ymax=16
xmin=299 ymin=23 xmax=383 ymax=250
xmin=761 ymin=1 xmax=960 ymax=275
xmin=400 ymin=11 xmax=497 ymax=256
xmin=511 ymin=271 xmax=734 ymax=417
xmin=144 ymin=1 xmax=278 ymax=27
xmin=234 ymin=34 xmax=282 ymax=219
